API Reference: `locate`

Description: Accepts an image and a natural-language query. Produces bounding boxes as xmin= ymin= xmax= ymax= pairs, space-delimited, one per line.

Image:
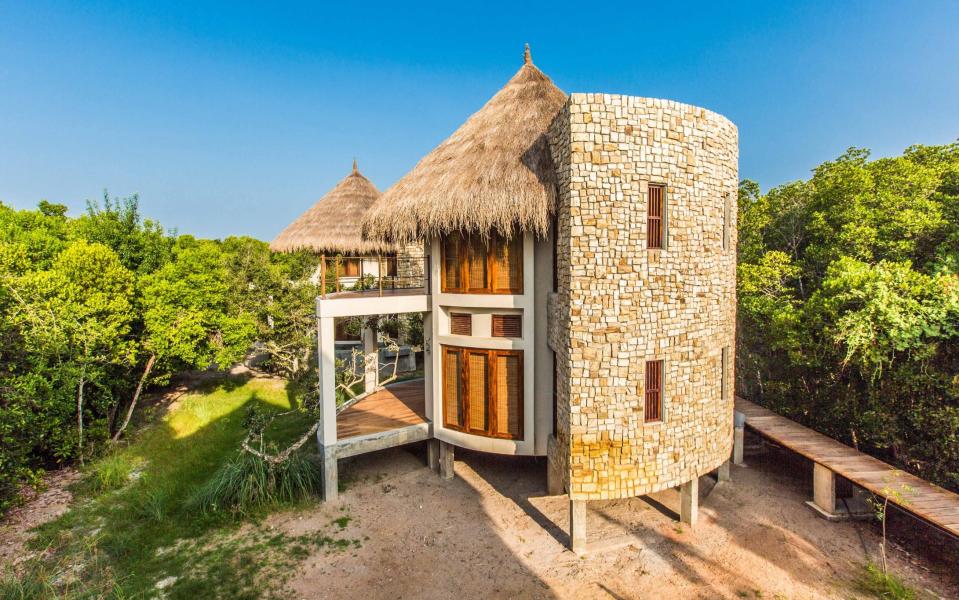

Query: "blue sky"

xmin=1 ymin=1 xmax=957 ymax=240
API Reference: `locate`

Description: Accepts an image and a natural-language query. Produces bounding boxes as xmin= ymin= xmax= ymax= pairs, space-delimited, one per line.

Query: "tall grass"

xmin=858 ymin=563 xmax=917 ymax=600
xmin=190 ymin=451 xmax=321 ymax=515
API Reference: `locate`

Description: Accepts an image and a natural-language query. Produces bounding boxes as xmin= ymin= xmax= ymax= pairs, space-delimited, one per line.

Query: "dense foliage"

xmin=737 ymin=143 xmax=959 ymax=492
xmin=0 ymin=194 xmax=321 ymax=511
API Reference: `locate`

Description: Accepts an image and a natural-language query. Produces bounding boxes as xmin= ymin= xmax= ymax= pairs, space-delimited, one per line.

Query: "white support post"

xmin=362 ymin=323 xmax=378 ymax=393
xmin=813 ymin=463 xmax=836 ymax=515
xmin=680 ymin=478 xmax=699 ymax=526
xmin=316 ymin=311 xmax=338 ymax=501
xmin=439 ymin=440 xmax=455 ymax=480
xmin=570 ymin=499 xmax=587 ymax=554
xmin=718 ymin=459 xmax=731 ymax=483
xmin=733 ymin=410 xmax=746 ymax=466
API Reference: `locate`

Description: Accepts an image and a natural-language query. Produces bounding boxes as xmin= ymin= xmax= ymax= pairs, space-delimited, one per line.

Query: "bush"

xmin=79 ymin=452 xmax=139 ymax=495
xmin=189 ymin=451 xmax=321 ymax=515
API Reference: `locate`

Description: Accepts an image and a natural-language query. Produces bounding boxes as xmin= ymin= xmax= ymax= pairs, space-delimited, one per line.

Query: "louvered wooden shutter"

xmin=495 ymin=352 xmax=522 ymax=439
xmin=494 ymin=234 xmax=522 ymax=293
xmin=442 ymin=235 xmax=461 ymax=291
xmin=450 ymin=313 xmax=472 ymax=336
xmin=467 ymin=352 xmax=488 ymax=432
xmin=468 ymin=236 xmax=488 ymax=291
xmin=645 ymin=360 xmax=663 ymax=422
xmin=647 ymin=185 xmax=664 ymax=249
xmin=443 ymin=348 xmax=463 ymax=429
xmin=491 ymin=314 xmax=522 ymax=338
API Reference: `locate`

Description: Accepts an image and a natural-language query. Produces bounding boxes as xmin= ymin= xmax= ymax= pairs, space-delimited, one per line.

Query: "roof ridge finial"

xmin=523 ymin=43 xmax=532 ymax=65
xmin=352 ymin=158 xmax=358 ymax=174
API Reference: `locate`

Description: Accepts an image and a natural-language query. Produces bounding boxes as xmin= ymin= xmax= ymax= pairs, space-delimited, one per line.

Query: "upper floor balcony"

xmin=317 ymin=255 xmax=431 ymax=318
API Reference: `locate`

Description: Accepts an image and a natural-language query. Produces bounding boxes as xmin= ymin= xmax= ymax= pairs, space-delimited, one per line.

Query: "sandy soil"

xmin=0 ymin=468 xmax=80 ymax=567
xmin=280 ymin=441 xmax=959 ymax=600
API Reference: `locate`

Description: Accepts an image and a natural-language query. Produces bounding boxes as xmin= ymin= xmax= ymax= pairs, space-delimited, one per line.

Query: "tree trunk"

xmin=112 ymin=353 xmax=156 ymax=442
xmin=77 ymin=368 xmax=86 ymax=466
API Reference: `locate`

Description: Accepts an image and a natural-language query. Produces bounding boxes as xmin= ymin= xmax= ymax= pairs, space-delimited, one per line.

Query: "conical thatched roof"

xmin=363 ymin=47 xmax=567 ymax=243
xmin=271 ymin=161 xmax=395 ymax=254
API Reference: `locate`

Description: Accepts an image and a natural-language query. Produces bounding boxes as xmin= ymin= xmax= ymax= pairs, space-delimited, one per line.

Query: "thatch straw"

xmin=363 ymin=47 xmax=567 ymax=243
xmin=271 ymin=161 xmax=396 ymax=254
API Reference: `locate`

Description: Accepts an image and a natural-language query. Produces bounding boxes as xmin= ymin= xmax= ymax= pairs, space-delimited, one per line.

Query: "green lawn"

xmin=3 ymin=374 xmax=355 ymax=600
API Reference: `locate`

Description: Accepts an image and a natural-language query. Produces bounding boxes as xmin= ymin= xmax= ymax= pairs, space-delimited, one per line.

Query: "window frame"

xmin=441 ymin=344 xmax=524 ymax=440
xmin=647 ymin=184 xmax=666 ymax=250
xmin=644 ymin=359 xmax=664 ymax=423
xmin=440 ymin=232 xmax=523 ymax=295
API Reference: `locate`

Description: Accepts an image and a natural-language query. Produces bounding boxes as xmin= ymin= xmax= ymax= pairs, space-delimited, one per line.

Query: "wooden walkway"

xmin=337 ymin=380 xmax=427 ymax=440
xmin=736 ymin=397 xmax=959 ymax=539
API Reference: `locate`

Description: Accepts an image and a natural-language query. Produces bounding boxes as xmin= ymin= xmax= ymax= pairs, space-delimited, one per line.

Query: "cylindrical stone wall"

xmin=547 ymin=93 xmax=738 ymax=500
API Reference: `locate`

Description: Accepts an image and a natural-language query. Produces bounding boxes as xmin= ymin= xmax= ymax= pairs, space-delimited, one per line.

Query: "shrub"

xmin=858 ymin=563 xmax=917 ymax=600
xmin=189 ymin=451 xmax=321 ymax=515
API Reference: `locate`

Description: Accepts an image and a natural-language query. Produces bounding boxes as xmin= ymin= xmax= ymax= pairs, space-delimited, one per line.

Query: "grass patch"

xmin=8 ymin=375 xmax=341 ymax=599
xmin=190 ymin=451 xmax=322 ymax=516
xmin=857 ymin=563 xmax=918 ymax=600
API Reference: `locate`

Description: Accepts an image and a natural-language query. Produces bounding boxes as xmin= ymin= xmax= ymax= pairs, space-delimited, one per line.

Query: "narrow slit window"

xmin=491 ymin=314 xmax=522 ymax=338
xmin=450 ymin=313 xmax=472 ymax=336
xmin=647 ymin=184 xmax=665 ymax=249
xmin=645 ymin=359 xmax=663 ymax=423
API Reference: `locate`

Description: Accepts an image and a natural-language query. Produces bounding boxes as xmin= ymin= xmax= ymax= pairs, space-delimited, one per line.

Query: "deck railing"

xmin=320 ymin=255 xmax=430 ymax=299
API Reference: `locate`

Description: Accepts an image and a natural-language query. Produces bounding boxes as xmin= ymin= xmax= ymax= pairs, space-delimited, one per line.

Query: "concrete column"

xmin=733 ymin=410 xmax=746 ymax=465
xmin=680 ymin=478 xmax=699 ymax=526
xmin=427 ymin=439 xmax=440 ymax=472
xmin=813 ymin=463 xmax=836 ymax=514
xmin=319 ymin=444 xmax=338 ymax=502
xmin=316 ymin=312 xmax=338 ymax=502
xmin=439 ymin=440 xmax=455 ymax=480
xmin=362 ymin=324 xmax=378 ymax=392
xmin=718 ymin=459 xmax=731 ymax=483
xmin=570 ymin=499 xmax=587 ymax=554
xmin=546 ymin=451 xmax=564 ymax=496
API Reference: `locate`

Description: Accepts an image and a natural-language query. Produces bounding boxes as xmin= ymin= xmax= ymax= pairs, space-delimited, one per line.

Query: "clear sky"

xmin=2 ymin=1 xmax=957 ymax=240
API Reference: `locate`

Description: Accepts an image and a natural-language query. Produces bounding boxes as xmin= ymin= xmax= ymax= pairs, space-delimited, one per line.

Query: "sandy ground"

xmin=280 ymin=440 xmax=959 ymax=600
xmin=0 ymin=468 xmax=80 ymax=567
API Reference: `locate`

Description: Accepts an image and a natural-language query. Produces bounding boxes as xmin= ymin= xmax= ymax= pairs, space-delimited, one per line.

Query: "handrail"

xmin=319 ymin=255 xmax=430 ymax=299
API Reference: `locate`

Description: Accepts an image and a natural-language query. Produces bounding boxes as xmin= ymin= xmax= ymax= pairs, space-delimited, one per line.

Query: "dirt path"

xmin=279 ymin=445 xmax=958 ymax=600
xmin=0 ymin=468 xmax=80 ymax=567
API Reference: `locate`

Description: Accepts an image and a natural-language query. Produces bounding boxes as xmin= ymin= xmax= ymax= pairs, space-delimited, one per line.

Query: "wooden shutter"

xmin=645 ymin=360 xmax=663 ymax=422
xmin=342 ymin=258 xmax=361 ymax=277
xmin=467 ymin=236 xmax=488 ymax=291
xmin=647 ymin=185 xmax=664 ymax=249
xmin=494 ymin=352 xmax=523 ymax=439
xmin=493 ymin=234 xmax=523 ymax=293
xmin=491 ymin=314 xmax=522 ymax=338
xmin=450 ymin=313 xmax=472 ymax=336
xmin=467 ymin=351 xmax=488 ymax=432
xmin=443 ymin=348 xmax=463 ymax=429
xmin=442 ymin=235 xmax=462 ymax=292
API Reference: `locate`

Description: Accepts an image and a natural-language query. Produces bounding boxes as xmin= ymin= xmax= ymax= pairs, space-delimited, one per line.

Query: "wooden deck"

xmin=736 ymin=397 xmax=959 ymax=539
xmin=337 ymin=380 xmax=428 ymax=440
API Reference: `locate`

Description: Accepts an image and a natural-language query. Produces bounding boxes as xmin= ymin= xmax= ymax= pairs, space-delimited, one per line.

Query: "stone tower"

xmin=547 ymin=94 xmax=738 ymax=549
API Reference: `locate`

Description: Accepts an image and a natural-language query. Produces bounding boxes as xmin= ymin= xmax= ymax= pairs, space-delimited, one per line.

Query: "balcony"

xmin=320 ymin=255 xmax=430 ymax=299
xmin=317 ymin=255 xmax=431 ymax=319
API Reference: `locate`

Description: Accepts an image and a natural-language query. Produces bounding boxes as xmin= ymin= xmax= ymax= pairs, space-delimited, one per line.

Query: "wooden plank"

xmin=337 ymin=380 xmax=428 ymax=440
xmin=737 ymin=397 xmax=959 ymax=539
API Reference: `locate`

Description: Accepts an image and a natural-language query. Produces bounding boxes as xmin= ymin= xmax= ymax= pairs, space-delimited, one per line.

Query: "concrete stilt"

xmin=319 ymin=444 xmax=338 ymax=502
xmin=733 ymin=427 xmax=745 ymax=465
xmin=439 ymin=440 xmax=455 ymax=480
xmin=362 ymin=324 xmax=378 ymax=392
xmin=427 ymin=439 xmax=440 ymax=472
xmin=717 ymin=459 xmax=731 ymax=483
xmin=569 ymin=499 xmax=587 ymax=554
xmin=546 ymin=453 xmax=564 ymax=496
xmin=680 ymin=478 xmax=699 ymax=526
xmin=812 ymin=463 xmax=836 ymax=515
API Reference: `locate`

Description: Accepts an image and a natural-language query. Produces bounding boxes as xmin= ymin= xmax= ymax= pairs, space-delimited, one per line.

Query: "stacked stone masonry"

xmin=547 ymin=94 xmax=738 ymax=500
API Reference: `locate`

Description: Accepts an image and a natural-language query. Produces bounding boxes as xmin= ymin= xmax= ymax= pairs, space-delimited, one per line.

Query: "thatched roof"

xmin=363 ymin=46 xmax=567 ymax=243
xmin=271 ymin=161 xmax=395 ymax=254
